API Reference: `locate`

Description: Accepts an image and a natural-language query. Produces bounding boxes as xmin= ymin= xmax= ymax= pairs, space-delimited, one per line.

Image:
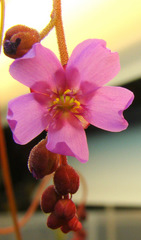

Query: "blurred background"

xmin=0 ymin=0 xmax=141 ymax=239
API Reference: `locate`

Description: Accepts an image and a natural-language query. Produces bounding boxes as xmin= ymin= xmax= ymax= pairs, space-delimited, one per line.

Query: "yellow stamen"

xmin=51 ymin=89 xmax=81 ymax=114
xmin=60 ymin=95 xmax=64 ymax=102
xmin=74 ymin=99 xmax=80 ymax=107
xmin=53 ymin=97 xmax=60 ymax=105
xmin=64 ymin=89 xmax=71 ymax=95
xmin=65 ymin=96 xmax=71 ymax=102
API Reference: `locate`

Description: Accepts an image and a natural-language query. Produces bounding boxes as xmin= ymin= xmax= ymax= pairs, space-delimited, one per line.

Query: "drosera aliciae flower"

xmin=7 ymin=39 xmax=134 ymax=163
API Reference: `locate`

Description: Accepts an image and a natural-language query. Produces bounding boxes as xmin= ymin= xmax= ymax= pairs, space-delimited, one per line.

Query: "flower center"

xmin=52 ymin=89 xmax=81 ymax=113
xmin=48 ymin=89 xmax=89 ymax=129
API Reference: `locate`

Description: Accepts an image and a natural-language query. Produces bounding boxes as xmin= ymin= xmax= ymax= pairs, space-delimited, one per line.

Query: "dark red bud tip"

xmin=47 ymin=212 xmax=64 ymax=230
xmin=28 ymin=139 xmax=59 ymax=179
xmin=75 ymin=228 xmax=87 ymax=238
xmin=68 ymin=216 xmax=82 ymax=232
xmin=54 ymin=199 xmax=76 ymax=220
xmin=77 ymin=204 xmax=87 ymax=221
xmin=3 ymin=24 xmax=40 ymax=58
xmin=60 ymin=224 xmax=71 ymax=234
xmin=54 ymin=165 xmax=79 ymax=195
xmin=40 ymin=185 xmax=61 ymax=213
xmin=4 ymin=38 xmax=21 ymax=55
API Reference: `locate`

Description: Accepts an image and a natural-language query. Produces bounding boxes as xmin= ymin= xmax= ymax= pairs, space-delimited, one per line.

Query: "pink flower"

xmin=7 ymin=39 xmax=134 ymax=163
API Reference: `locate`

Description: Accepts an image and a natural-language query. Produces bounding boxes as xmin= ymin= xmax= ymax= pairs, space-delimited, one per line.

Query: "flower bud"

xmin=54 ymin=199 xmax=76 ymax=220
xmin=75 ymin=228 xmax=87 ymax=238
xmin=68 ymin=216 xmax=82 ymax=232
xmin=47 ymin=212 xmax=64 ymax=229
xmin=28 ymin=139 xmax=59 ymax=179
xmin=60 ymin=224 xmax=71 ymax=234
xmin=77 ymin=204 xmax=87 ymax=221
xmin=54 ymin=164 xmax=79 ymax=195
xmin=61 ymin=216 xmax=82 ymax=233
xmin=3 ymin=25 xmax=40 ymax=58
xmin=40 ymin=185 xmax=61 ymax=213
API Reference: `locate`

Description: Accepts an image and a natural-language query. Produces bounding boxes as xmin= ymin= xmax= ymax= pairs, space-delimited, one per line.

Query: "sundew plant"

xmin=0 ymin=0 xmax=134 ymax=239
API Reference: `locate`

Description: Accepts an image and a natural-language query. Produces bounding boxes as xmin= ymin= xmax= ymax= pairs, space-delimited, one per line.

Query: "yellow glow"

xmin=0 ymin=0 xmax=141 ymax=123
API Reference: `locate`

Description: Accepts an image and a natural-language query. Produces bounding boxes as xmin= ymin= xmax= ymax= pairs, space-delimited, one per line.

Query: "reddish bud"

xmin=3 ymin=25 xmax=40 ymax=58
xmin=75 ymin=229 xmax=87 ymax=238
xmin=68 ymin=216 xmax=82 ymax=232
xmin=40 ymin=185 xmax=61 ymax=213
xmin=77 ymin=204 xmax=87 ymax=221
xmin=61 ymin=216 xmax=82 ymax=233
xmin=54 ymin=199 xmax=76 ymax=220
xmin=47 ymin=212 xmax=64 ymax=230
xmin=54 ymin=164 xmax=79 ymax=195
xmin=28 ymin=139 xmax=59 ymax=179
xmin=60 ymin=224 xmax=71 ymax=234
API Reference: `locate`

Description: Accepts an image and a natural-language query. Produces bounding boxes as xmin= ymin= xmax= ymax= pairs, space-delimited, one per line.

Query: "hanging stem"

xmin=53 ymin=0 xmax=69 ymax=65
xmin=0 ymin=0 xmax=5 ymax=53
xmin=77 ymin=170 xmax=88 ymax=204
xmin=0 ymin=113 xmax=22 ymax=240
xmin=0 ymin=174 xmax=52 ymax=234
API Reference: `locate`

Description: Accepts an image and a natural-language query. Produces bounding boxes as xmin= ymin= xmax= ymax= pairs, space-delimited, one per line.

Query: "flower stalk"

xmin=0 ymin=0 xmax=5 ymax=53
xmin=53 ymin=0 xmax=69 ymax=65
xmin=0 ymin=175 xmax=52 ymax=234
xmin=0 ymin=113 xmax=22 ymax=240
xmin=39 ymin=11 xmax=56 ymax=40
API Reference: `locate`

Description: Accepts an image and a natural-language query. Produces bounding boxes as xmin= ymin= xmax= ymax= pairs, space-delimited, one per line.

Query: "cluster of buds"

xmin=28 ymin=138 xmax=82 ymax=233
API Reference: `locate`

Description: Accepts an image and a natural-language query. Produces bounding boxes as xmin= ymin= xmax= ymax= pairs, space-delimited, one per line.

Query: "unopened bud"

xmin=68 ymin=216 xmax=82 ymax=232
xmin=3 ymin=25 xmax=40 ymax=58
xmin=54 ymin=164 xmax=79 ymax=195
xmin=28 ymin=139 xmax=59 ymax=179
xmin=47 ymin=212 xmax=64 ymax=230
xmin=75 ymin=228 xmax=87 ymax=238
xmin=40 ymin=185 xmax=61 ymax=213
xmin=61 ymin=215 xmax=82 ymax=233
xmin=54 ymin=199 xmax=76 ymax=220
xmin=60 ymin=224 xmax=71 ymax=234
xmin=77 ymin=203 xmax=87 ymax=221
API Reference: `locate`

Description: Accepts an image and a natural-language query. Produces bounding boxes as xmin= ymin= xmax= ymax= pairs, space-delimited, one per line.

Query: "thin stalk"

xmin=0 ymin=174 xmax=52 ymax=234
xmin=0 ymin=0 xmax=5 ymax=53
xmin=77 ymin=170 xmax=88 ymax=204
xmin=53 ymin=0 xmax=68 ymax=65
xmin=39 ymin=11 xmax=56 ymax=40
xmin=0 ymin=113 xmax=22 ymax=240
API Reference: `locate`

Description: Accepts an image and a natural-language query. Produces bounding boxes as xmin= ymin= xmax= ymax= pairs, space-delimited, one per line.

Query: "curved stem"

xmin=39 ymin=11 xmax=56 ymax=40
xmin=53 ymin=0 xmax=68 ymax=65
xmin=0 ymin=0 xmax=5 ymax=53
xmin=77 ymin=170 xmax=88 ymax=204
xmin=0 ymin=174 xmax=52 ymax=234
xmin=0 ymin=113 xmax=22 ymax=240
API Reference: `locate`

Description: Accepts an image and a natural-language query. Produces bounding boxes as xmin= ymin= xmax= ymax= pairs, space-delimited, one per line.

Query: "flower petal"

xmin=7 ymin=93 xmax=50 ymax=144
xmin=46 ymin=113 xmax=89 ymax=163
xmin=9 ymin=43 xmax=64 ymax=94
xmin=66 ymin=39 xmax=120 ymax=90
xmin=84 ymin=86 xmax=134 ymax=132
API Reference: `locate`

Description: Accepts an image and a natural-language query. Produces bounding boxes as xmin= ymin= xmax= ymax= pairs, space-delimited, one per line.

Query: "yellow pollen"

xmin=65 ymin=95 xmax=71 ymax=102
xmin=64 ymin=89 xmax=71 ymax=94
xmin=74 ymin=99 xmax=80 ymax=107
xmin=53 ymin=97 xmax=60 ymax=105
xmin=51 ymin=89 xmax=81 ymax=113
